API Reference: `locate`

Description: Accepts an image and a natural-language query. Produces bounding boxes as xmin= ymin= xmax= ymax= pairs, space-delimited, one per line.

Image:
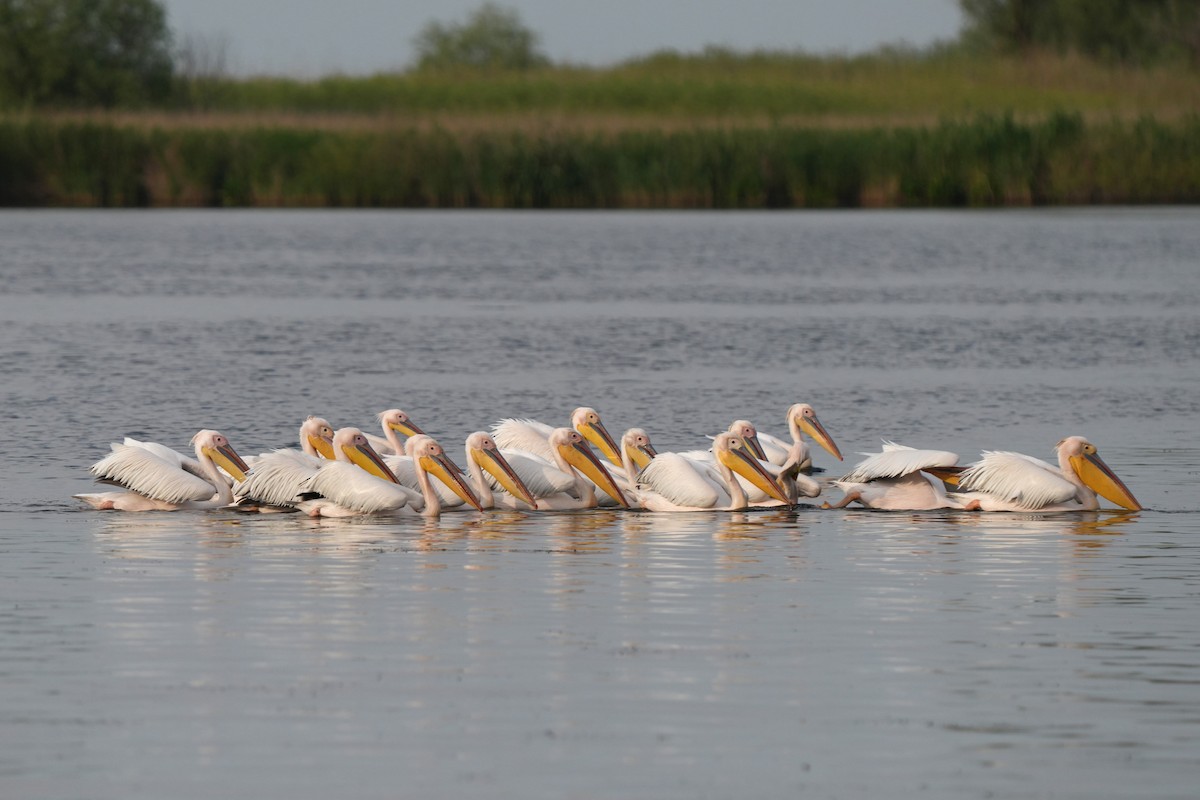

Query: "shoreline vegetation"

xmin=3 ymin=52 xmax=1199 ymax=208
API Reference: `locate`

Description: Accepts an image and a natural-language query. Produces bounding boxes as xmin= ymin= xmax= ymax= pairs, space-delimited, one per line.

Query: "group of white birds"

xmin=75 ymin=402 xmax=1143 ymax=517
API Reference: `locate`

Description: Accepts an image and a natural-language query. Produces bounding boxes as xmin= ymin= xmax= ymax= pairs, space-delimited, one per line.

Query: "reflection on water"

xmin=4 ymin=210 xmax=1200 ymax=799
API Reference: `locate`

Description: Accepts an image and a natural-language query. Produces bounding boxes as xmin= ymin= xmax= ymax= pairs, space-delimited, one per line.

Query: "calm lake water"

xmin=2 ymin=209 xmax=1199 ymax=799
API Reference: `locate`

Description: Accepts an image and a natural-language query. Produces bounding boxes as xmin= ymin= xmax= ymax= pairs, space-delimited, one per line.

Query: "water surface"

xmin=2 ymin=209 xmax=1199 ymax=798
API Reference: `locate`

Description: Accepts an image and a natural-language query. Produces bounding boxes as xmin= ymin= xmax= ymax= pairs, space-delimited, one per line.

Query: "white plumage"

xmin=492 ymin=407 xmax=623 ymax=468
xmin=633 ymin=432 xmax=790 ymax=512
xmin=829 ymin=442 xmax=962 ymax=510
xmin=235 ymin=416 xmax=335 ymax=511
xmin=75 ymin=430 xmax=251 ymax=512
xmin=951 ymin=437 xmax=1142 ymax=512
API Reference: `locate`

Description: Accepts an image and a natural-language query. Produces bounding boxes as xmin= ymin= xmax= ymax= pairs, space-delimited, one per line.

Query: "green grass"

xmin=3 ymin=113 xmax=1199 ymax=208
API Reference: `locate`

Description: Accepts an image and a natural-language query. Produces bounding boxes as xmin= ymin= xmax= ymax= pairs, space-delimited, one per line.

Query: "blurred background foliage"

xmin=0 ymin=0 xmax=1197 ymax=207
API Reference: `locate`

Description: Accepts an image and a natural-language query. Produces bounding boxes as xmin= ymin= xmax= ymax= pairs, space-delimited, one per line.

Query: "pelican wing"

xmin=957 ymin=451 xmax=1077 ymax=509
xmin=840 ymin=443 xmax=959 ymax=484
xmin=91 ymin=444 xmax=216 ymax=504
xmin=490 ymin=419 xmax=555 ymax=462
xmin=236 ymin=449 xmax=321 ymax=507
xmin=123 ymin=436 xmax=207 ymax=480
xmin=638 ymin=453 xmax=723 ymax=508
xmin=493 ymin=450 xmax=577 ymax=497
xmin=756 ymin=431 xmax=792 ymax=466
xmin=303 ymin=462 xmax=416 ymax=514
xmin=364 ymin=432 xmax=396 ymax=455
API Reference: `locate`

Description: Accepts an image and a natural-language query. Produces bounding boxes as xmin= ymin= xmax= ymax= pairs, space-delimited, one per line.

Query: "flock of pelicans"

xmin=74 ymin=404 xmax=1144 ymax=516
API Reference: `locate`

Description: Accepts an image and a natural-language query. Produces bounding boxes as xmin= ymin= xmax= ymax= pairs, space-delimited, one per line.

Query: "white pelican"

xmin=757 ymin=403 xmax=844 ymax=472
xmin=493 ymin=428 xmax=629 ymax=511
xmin=299 ymin=429 xmax=482 ymax=518
xmin=826 ymin=442 xmax=964 ymax=510
xmin=75 ymin=430 xmax=251 ymax=512
xmin=365 ymin=408 xmax=425 ymax=456
xmin=633 ymin=432 xmax=791 ymax=512
xmin=491 ymin=406 xmax=623 ymax=468
xmin=943 ymin=436 xmax=1143 ymax=512
xmin=379 ymin=433 xmax=489 ymax=513
xmin=233 ymin=416 xmax=336 ymax=511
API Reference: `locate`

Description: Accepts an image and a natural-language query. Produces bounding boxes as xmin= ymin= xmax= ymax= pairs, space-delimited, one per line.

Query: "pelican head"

xmin=377 ymin=408 xmax=425 ymax=438
xmin=191 ymin=429 xmax=250 ymax=482
xmin=727 ymin=420 xmax=768 ymax=461
xmin=570 ymin=406 xmax=622 ymax=467
xmin=410 ymin=434 xmax=484 ymax=511
xmin=334 ymin=427 xmax=400 ymax=484
xmin=621 ymin=427 xmax=657 ymax=471
xmin=1057 ymin=436 xmax=1142 ymax=511
xmin=551 ymin=427 xmax=629 ymax=508
xmin=301 ymin=416 xmax=336 ymax=459
xmin=714 ymin=432 xmax=790 ymax=505
xmin=465 ymin=431 xmax=538 ymax=509
xmin=788 ymin=403 xmax=843 ymax=461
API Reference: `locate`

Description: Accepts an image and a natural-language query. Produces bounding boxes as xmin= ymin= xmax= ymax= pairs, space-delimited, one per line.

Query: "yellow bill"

xmin=579 ymin=419 xmax=623 ymax=468
xmin=476 ymin=447 xmax=538 ymax=509
xmin=720 ymin=442 xmax=790 ymax=505
xmin=422 ymin=452 xmax=484 ymax=511
xmin=345 ymin=441 xmax=401 ymax=484
xmin=204 ymin=442 xmax=251 ymax=483
xmin=389 ymin=417 xmax=425 ymax=438
xmin=308 ymin=433 xmax=335 ymax=460
xmin=625 ymin=440 xmax=657 ymax=471
xmin=1071 ymin=452 xmax=1143 ymax=511
xmin=562 ymin=439 xmax=629 ymax=508
xmin=799 ymin=415 xmax=843 ymax=462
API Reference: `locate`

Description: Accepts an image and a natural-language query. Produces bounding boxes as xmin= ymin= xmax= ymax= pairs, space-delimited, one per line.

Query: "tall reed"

xmin=2 ymin=114 xmax=1198 ymax=208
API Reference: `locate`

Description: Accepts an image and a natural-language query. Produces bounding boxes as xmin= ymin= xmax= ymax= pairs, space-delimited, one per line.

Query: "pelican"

xmin=941 ymin=436 xmax=1143 ymax=512
xmin=75 ymin=430 xmax=251 ymax=512
xmin=299 ymin=429 xmax=482 ymax=518
xmin=493 ymin=428 xmax=629 ymax=511
xmin=825 ymin=442 xmax=964 ymax=510
xmin=365 ymin=408 xmax=425 ymax=456
xmin=757 ymin=403 xmax=844 ymax=472
xmin=633 ymin=432 xmax=791 ymax=512
xmin=379 ymin=434 xmax=491 ymax=512
xmin=491 ymin=406 xmax=623 ymax=468
xmin=233 ymin=416 xmax=336 ymax=511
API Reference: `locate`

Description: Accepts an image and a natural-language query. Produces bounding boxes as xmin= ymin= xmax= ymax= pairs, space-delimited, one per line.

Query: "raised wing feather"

xmin=638 ymin=453 xmax=723 ymax=508
xmin=957 ymin=451 xmax=1076 ymax=509
xmin=91 ymin=444 xmax=216 ymax=504
xmin=123 ymin=436 xmax=208 ymax=479
xmin=840 ymin=443 xmax=959 ymax=484
xmin=490 ymin=419 xmax=555 ymax=462
xmin=236 ymin=449 xmax=321 ymax=507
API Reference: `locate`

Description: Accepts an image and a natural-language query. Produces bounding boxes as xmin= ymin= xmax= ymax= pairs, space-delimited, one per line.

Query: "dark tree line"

xmin=0 ymin=0 xmax=173 ymax=106
xmin=960 ymin=0 xmax=1200 ymax=65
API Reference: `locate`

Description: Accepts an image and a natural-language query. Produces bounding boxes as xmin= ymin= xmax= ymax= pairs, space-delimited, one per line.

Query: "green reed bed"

xmin=2 ymin=113 xmax=1198 ymax=208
